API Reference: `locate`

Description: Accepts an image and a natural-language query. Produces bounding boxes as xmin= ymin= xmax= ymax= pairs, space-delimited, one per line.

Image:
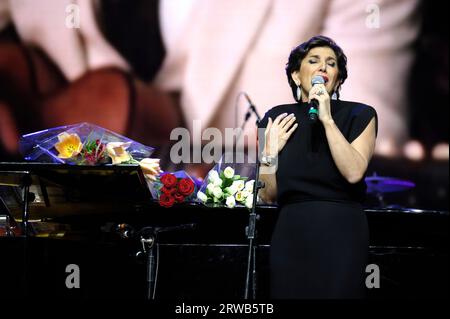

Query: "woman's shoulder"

xmin=259 ymin=103 xmax=298 ymax=127
xmin=263 ymin=103 xmax=298 ymax=117
xmin=333 ymin=99 xmax=377 ymax=117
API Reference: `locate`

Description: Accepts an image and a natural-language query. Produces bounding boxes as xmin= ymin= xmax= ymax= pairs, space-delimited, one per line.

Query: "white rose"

xmin=233 ymin=180 xmax=245 ymax=191
xmin=245 ymin=195 xmax=254 ymax=209
xmin=213 ymin=177 xmax=223 ymax=187
xmin=197 ymin=191 xmax=208 ymax=203
xmin=223 ymin=166 xmax=235 ymax=179
xmin=208 ymin=170 xmax=220 ymax=183
xmin=241 ymin=190 xmax=251 ymax=199
xmin=226 ymin=196 xmax=236 ymax=208
xmin=206 ymin=183 xmax=215 ymax=195
xmin=226 ymin=184 xmax=239 ymax=195
xmin=212 ymin=187 xmax=223 ymax=199
xmin=245 ymin=180 xmax=255 ymax=193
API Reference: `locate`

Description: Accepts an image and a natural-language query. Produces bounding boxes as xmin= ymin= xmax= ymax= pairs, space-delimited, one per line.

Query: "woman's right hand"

xmin=263 ymin=113 xmax=298 ymax=157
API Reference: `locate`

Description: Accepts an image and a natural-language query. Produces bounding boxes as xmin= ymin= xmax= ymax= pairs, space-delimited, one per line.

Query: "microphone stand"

xmin=136 ymin=223 xmax=196 ymax=300
xmin=233 ymin=92 xmax=263 ymax=299
xmin=235 ymin=93 xmax=261 ymax=146
xmin=243 ymin=116 xmax=264 ymax=300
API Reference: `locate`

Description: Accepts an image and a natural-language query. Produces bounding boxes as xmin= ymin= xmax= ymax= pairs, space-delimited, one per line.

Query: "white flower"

xmin=212 ymin=187 xmax=223 ymax=199
xmin=225 ymin=184 xmax=239 ymax=196
xmin=206 ymin=183 xmax=216 ymax=195
xmin=208 ymin=170 xmax=220 ymax=183
xmin=245 ymin=195 xmax=254 ymax=209
xmin=245 ymin=180 xmax=255 ymax=193
xmin=241 ymin=190 xmax=251 ymax=199
xmin=212 ymin=177 xmax=223 ymax=187
xmin=226 ymin=196 xmax=236 ymax=208
xmin=197 ymin=191 xmax=208 ymax=203
xmin=106 ymin=142 xmax=132 ymax=164
xmin=223 ymin=166 xmax=235 ymax=179
xmin=235 ymin=191 xmax=245 ymax=203
xmin=139 ymin=158 xmax=161 ymax=181
xmin=233 ymin=180 xmax=245 ymax=191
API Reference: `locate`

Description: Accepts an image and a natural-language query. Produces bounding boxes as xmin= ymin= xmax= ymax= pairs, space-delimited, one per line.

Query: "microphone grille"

xmin=311 ymin=75 xmax=326 ymax=85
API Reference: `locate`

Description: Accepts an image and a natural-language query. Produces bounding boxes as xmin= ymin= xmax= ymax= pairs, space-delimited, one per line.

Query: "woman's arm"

xmin=258 ymin=113 xmax=298 ymax=203
xmin=259 ymin=171 xmax=277 ymax=204
xmin=322 ymin=117 xmax=377 ymax=184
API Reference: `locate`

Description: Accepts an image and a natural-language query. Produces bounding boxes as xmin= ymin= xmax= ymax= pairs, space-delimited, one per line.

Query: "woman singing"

xmin=258 ymin=35 xmax=377 ymax=299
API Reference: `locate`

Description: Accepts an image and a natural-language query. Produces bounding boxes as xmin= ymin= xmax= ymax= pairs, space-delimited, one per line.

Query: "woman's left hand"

xmin=308 ymin=84 xmax=333 ymax=124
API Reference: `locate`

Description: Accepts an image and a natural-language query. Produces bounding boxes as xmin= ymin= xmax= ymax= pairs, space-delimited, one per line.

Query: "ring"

xmin=317 ymin=90 xmax=324 ymax=96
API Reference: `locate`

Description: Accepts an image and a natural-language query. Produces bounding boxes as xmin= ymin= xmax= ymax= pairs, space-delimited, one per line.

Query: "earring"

xmin=296 ymin=85 xmax=302 ymax=101
xmin=331 ymin=92 xmax=338 ymax=100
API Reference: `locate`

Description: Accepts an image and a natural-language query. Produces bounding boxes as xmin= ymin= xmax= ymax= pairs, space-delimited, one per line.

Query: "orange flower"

xmin=54 ymin=132 xmax=83 ymax=159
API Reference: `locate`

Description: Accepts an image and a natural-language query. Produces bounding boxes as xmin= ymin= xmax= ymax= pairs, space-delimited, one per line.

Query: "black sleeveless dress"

xmin=258 ymin=100 xmax=377 ymax=299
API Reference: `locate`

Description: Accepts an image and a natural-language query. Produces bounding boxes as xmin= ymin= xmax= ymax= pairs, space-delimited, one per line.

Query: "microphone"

xmin=244 ymin=93 xmax=261 ymax=122
xmin=308 ymin=75 xmax=327 ymax=123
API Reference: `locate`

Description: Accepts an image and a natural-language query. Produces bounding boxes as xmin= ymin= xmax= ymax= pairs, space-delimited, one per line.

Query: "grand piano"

xmin=0 ymin=162 xmax=448 ymax=299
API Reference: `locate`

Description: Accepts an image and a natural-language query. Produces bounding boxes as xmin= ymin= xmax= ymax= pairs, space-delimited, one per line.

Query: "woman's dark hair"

xmin=286 ymin=35 xmax=348 ymax=101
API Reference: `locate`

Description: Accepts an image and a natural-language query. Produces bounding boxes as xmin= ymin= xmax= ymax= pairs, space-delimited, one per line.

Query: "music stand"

xmin=0 ymin=162 xmax=195 ymax=299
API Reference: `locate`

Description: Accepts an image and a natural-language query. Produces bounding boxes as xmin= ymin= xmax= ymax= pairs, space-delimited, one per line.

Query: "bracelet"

xmin=261 ymin=155 xmax=276 ymax=166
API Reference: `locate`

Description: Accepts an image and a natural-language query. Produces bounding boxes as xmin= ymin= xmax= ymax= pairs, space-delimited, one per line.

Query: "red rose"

xmin=160 ymin=173 xmax=177 ymax=188
xmin=174 ymin=193 xmax=185 ymax=203
xmin=178 ymin=178 xmax=195 ymax=196
xmin=159 ymin=193 xmax=175 ymax=208
xmin=161 ymin=187 xmax=177 ymax=195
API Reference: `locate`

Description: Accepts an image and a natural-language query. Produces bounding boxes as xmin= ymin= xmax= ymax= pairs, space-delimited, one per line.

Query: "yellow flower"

xmin=235 ymin=191 xmax=245 ymax=203
xmin=106 ymin=142 xmax=132 ymax=164
xmin=54 ymin=132 xmax=83 ymax=159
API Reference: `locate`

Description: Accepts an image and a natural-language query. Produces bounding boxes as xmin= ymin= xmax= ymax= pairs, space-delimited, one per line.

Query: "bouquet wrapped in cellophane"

xmin=19 ymin=122 xmax=154 ymax=165
xmin=146 ymin=171 xmax=198 ymax=208
xmin=195 ymin=153 xmax=257 ymax=209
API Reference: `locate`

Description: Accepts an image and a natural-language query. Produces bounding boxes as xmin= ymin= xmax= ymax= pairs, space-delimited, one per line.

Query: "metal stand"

xmin=136 ymin=223 xmax=196 ymax=300
xmin=243 ymin=115 xmax=264 ymax=300
xmin=244 ymin=160 xmax=264 ymax=299
xmin=375 ymin=191 xmax=387 ymax=208
xmin=21 ymin=173 xmax=32 ymax=237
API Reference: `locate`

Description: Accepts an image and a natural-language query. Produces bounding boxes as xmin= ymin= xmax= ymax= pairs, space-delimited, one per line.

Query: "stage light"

xmin=431 ymin=143 xmax=449 ymax=161
xmin=403 ymin=140 xmax=425 ymax=161
xmin=375 ymin=139 xmax=399 ymax=158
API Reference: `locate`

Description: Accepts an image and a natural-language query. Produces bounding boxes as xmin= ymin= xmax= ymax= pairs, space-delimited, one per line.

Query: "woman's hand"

xmin=263 ymin=113 xmax=298 ymax=157
xmin=139 ymin=158 xmax=162 ymax=182
xmin=308 ymin=84 xmax=333 ymax=124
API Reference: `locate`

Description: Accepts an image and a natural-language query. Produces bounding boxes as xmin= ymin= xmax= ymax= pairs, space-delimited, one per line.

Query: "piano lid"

xmin=0 ymin=162 xmax=152 ymax=220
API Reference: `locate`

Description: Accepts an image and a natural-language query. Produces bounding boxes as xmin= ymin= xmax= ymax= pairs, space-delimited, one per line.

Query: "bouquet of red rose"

xmin=149 ymin=171 xmax=197 ymax=208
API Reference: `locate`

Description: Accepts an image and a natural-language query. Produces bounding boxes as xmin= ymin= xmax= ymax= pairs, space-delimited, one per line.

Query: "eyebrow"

xmin=308 ymin=54 xmax=337 ymax=62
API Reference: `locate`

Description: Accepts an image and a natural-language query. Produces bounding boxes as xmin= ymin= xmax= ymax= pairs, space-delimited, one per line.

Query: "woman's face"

xmin=291 ymin=46 xmax=340 ymax=100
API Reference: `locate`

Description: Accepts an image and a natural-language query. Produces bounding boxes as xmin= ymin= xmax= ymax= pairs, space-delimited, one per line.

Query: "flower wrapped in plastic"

xmin=196 ymin=153 xmax=257 ymax=209
xmin=146 ymin=171 xmax=198 ymax=208
xmin=19 ymin=122 xmax=155 ymax=165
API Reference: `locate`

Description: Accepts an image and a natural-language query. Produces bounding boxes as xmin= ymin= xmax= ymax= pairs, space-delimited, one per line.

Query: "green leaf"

xmin=223 ymin=179 xmax=233 ymax=188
